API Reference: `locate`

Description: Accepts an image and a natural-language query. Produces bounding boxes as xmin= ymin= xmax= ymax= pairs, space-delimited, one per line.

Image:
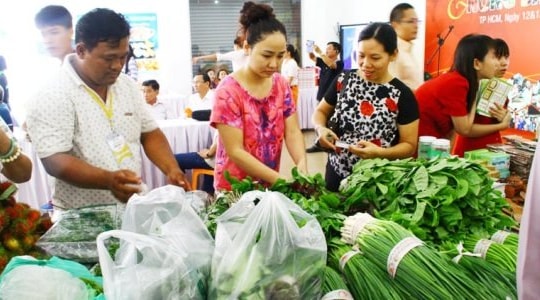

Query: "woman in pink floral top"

xmin=209 ymin=1 xmax=307 ymax=191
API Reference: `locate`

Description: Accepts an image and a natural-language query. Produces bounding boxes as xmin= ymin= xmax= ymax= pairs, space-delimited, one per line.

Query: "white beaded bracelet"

xmin=0 ymin=146 xmax=21 ymax=164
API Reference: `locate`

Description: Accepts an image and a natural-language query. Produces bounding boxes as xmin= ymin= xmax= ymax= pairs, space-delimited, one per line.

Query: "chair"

xmin=191 ymin=168 xmax=214 ymax=190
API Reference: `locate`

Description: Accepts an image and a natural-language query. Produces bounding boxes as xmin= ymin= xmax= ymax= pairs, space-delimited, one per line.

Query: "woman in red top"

xmin=452 ymin=38 xmax=510 ymax=156
xmin=415 ymin=34 xmax=510 ymax=149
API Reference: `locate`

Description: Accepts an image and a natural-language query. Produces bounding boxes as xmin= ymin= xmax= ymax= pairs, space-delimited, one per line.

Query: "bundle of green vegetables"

xmin=464 ymin=237 xmax=517 ymax=272
xmin=443 ymin=242 xmax=516 ymax=299
xmin=327 ymin=239 xmax=400 ymax=300
xmin=491 ymin=230 xmax=519 ymax=248
xmin=320 ymin=265 xmax=354 ymax=300
xmin=340 ymin=157 xmax=516 ymax=247
xmin=341 ymin=213 xmax=495 ymax=299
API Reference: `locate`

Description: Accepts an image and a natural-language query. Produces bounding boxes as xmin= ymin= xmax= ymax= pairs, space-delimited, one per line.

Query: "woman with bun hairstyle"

xmin=210 ymin=1 xmax=307 ymax=191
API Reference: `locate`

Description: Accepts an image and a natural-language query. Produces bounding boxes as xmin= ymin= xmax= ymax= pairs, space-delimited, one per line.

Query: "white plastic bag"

xmin=0 ymin=255 xmax=103 ymax=300
xmin=97 ymin=230 xmax=207 ymax=300
xmin=121 ymin=185 xmax=214 ymax=257
xmin=97 ymin=185 xmax=214 ymax=300
xmin=210 ymin=190 xmax=327 ymax=299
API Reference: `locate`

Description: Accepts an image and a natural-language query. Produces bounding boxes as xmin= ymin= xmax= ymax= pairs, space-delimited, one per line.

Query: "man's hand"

xmin=167 ymin=168 xmax=191 ymax=191
xmin=107 ymin=169 xmax=143 ymax=203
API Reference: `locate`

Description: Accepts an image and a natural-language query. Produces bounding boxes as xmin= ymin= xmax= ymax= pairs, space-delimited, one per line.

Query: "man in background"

xmin=26 ymin=8 xmax=189 ymax=211
xmin=34 ymin=5 xmax=74 ymax=62
xmin=306 ymin=41 xmax=343 ymax=153
xmin=187 ymin=74 xmax=215 ymax=114
xmin=389 ymin=3 xmax=424 ymax=91
xmin=142 ymin=79 xmax=173 ymax=120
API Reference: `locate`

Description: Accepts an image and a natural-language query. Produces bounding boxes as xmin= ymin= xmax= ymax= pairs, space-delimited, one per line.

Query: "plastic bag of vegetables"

xmin=0 ymin=255 xmax=104 ymax=300
xmin=210 ymin=191 xmax=327 ymax=299
xmin=96 ymin=185 xmax=214 ymax=300
xmin=36 ymin=204 xmax=123 ymax=263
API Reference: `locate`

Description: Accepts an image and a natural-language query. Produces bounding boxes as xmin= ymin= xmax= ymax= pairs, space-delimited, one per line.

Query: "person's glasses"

xmin=400 ymin=19 xmax=421 ymax=25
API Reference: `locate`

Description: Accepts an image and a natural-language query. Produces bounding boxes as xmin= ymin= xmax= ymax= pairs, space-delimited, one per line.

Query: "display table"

xmin=159 ymin=93 xmax=188 ymax=119
xmin=142 ymin=118 xmax=214 ymax=189
xmin=10 ymin=119 xmax=213 ymax=209
xmin=297 ymin=87 xmax=318 ymax=130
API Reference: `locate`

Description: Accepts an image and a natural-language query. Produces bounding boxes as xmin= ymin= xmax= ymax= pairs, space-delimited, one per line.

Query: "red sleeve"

xmin=437 ymin=72 xmax=469 ymax=117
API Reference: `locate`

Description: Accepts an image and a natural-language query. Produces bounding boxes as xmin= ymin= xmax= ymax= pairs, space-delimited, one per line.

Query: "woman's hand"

xmin=490 ymin=103 xmax=511 ymax=128
xmin=349 ymin=140 xmax=381 ymax=159
xmin=315 ymin=126 xmax=338 ymax=151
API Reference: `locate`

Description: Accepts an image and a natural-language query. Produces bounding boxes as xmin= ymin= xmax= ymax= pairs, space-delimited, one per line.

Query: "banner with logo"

xmin=424 ymin=0 xmax=540 ymax=132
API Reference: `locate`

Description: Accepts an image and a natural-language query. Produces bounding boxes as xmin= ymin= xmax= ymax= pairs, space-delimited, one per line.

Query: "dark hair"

xmin=451 ymin=34 xmax=495 ymax=111
xmin=35 ymin=5 xmax=73 ymax=29
xmin=201 ymin=73 xmax=211 ymax=84
xmin=75 ymin=8 xmax=130 ymax=51
xmin=233 ymin=36 xmax=244 ymax=47
xmin=239 ymin=1 xmax=287 ymax=47
xmin=358 ymin=22 xmax=397 ymax=55
xmin=389 ymin=3 xmax=414 ymax=22
xmin=493 ymin=38 xmax=510 ymax=58
xmin=142 ymin=79 xmax=159 ymax=91
xmin=327 ymin=41 xmax=341 ymax=54
xmin=286 ymin=44 xmax=300 ymax=65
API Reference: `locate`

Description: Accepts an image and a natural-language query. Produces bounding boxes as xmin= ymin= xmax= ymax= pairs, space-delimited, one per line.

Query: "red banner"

xmin=425 ymin=0 xmax=540 ymax=81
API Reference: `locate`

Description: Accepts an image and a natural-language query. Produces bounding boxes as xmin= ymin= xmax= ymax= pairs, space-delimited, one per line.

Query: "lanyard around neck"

xmin=83 ymin=86 xmax=114 ymax=124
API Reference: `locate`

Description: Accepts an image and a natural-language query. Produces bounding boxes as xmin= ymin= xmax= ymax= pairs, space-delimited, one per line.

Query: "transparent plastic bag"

xmin=97 ymin=185 xmax=213 ymax=300
xmin=121 ymin=185 xmax=214 ymax=256
xmin=210 ymin=191 xmax=327 ymax=299
xmin=0 ymin=255 xmax=103 ymax=300
xmin=97 ymin=230 xmax=207 ymax=300
xmin=36 ymin=204 xmax=124 ymax=263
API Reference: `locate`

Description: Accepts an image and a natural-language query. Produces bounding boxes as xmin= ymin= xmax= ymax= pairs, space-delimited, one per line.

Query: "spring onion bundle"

xmin=464 ymin=238 xmax=517 ymax=272
xmin=320 ymin=265 xmax=354 ymax=300
xmin=445 ymin=242 xmax=516 ymax=299
xmin=328 ymin=240 xmax=400 ymax=300
xmin=491 ymin=230 xmax=519 ymax=248
xmin=341 ymin=213 xmax=494 ymax=299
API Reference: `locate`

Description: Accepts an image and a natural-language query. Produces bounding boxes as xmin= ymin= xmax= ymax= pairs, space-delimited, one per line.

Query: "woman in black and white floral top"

xmin=311 ymin=22 xmax=419 ymax=191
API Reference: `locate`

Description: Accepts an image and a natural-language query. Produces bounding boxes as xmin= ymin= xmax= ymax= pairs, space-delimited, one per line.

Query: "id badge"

xmin=106 ymin=132 xmax=134 ymax=166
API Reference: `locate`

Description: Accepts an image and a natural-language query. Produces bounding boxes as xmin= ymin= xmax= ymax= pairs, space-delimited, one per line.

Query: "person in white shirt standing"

xmin=26 ymin=8 xmax=190 ymax=210
xmin=389 ymin=3 xmax=424 ymax=91
xmin=141 ymin=79 xmax=172 ymax=120
xmin=186 ymin=74 xmax=215 ymax=115
xmin=281 ymin=44 xmax=300 ymax=105
xmin=192 ymin=36 xmax=248 ymax=72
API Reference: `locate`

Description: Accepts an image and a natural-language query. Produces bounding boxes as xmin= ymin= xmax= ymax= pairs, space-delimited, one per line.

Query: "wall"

xmin=300 ymin=0 xmax=426 ymax=69
xmin=0 ymin=0 xmax=192 ymax=122
xmin=1 ymin=1 xmax=427 ymax=121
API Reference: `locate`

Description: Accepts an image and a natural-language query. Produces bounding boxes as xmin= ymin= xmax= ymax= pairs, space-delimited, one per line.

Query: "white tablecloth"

xmin=11 ymin=119 xmax=213 ymax=208
xmin=159 ymin=93 xmax=188 ymax=119
xmin=11 ymin=129 xmax=52 ymax=209
xmin=297 ymin=87 xmax=318 ymax=129
xmin=141 ymin=118 xmax=214 ymax=189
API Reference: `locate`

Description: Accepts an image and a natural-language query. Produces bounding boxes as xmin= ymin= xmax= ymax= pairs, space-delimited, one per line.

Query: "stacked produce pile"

xmin=207 ymin=157 xmax=518 ymax=298
xmin=0 ymin=182 xmax=52 ymax=272
xmin=340 ymin=157 xmax=516 ymax=247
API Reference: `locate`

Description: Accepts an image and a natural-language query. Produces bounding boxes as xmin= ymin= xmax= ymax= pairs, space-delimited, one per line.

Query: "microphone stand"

xmin=425 ymin=25 xmax=454 ymax=78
